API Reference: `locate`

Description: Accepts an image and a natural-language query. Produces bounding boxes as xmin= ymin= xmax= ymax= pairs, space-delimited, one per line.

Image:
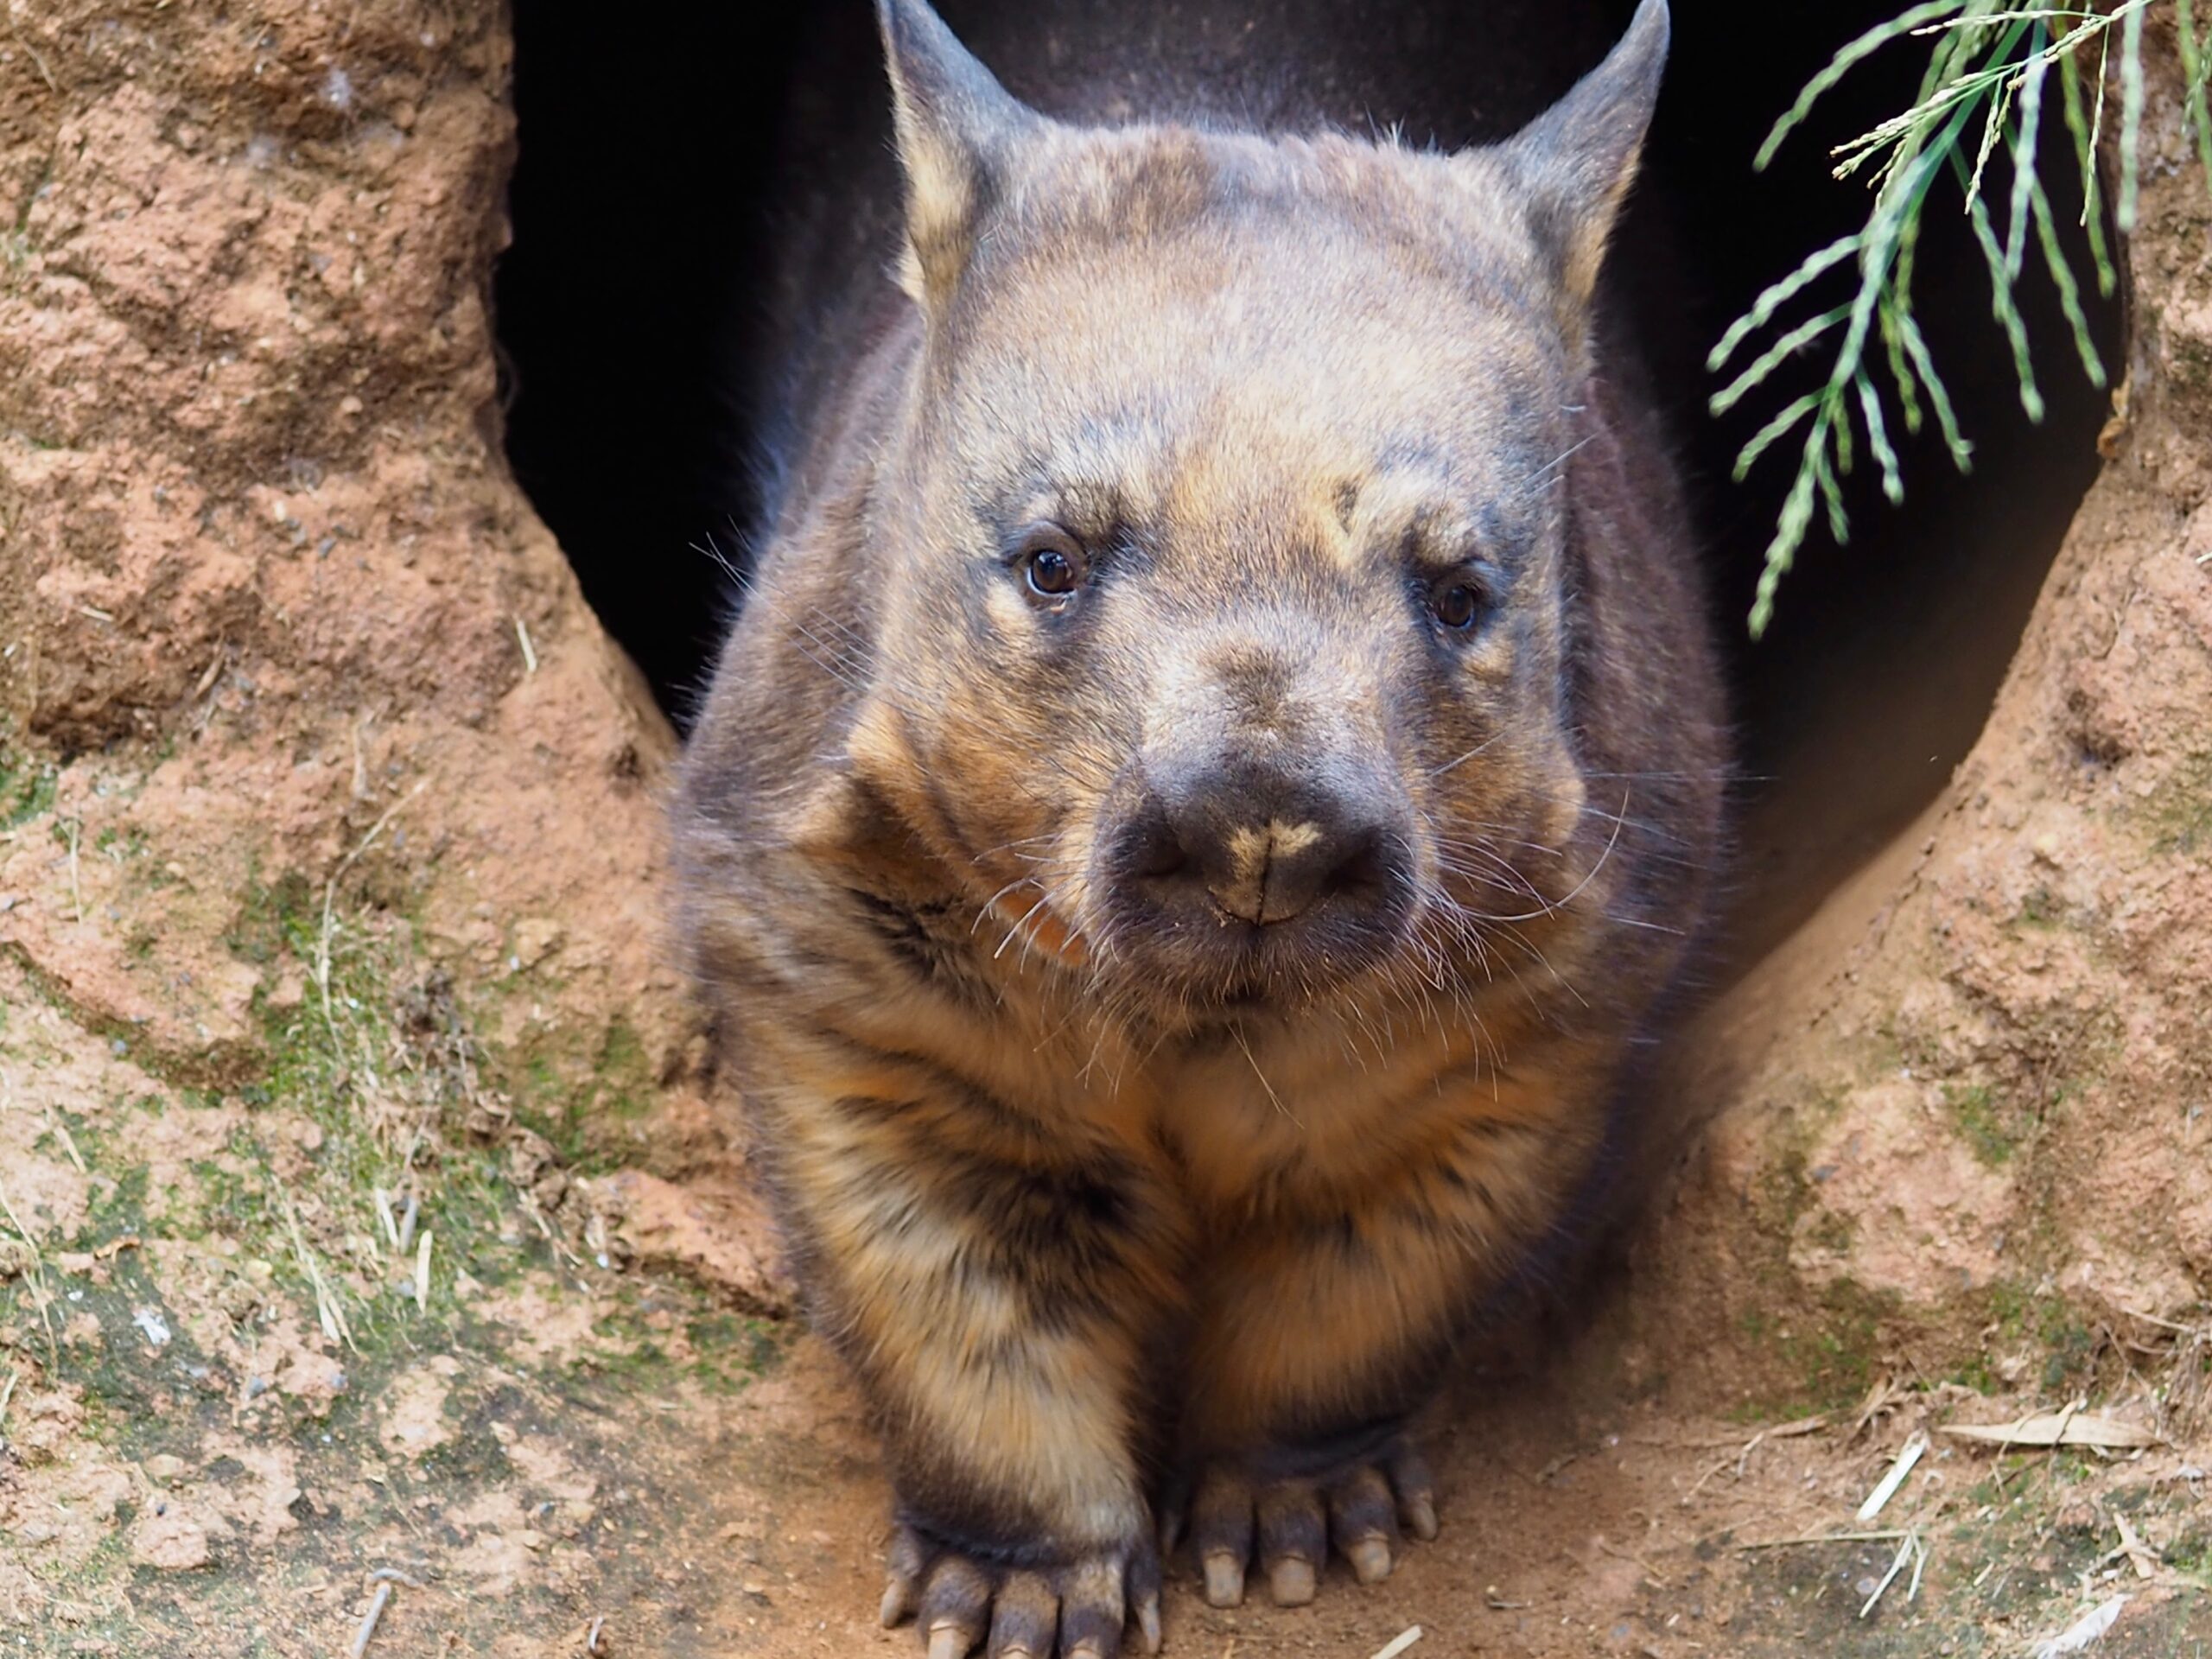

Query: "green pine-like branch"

xmin=1716 ymin=0 xmax=2212 ymax=639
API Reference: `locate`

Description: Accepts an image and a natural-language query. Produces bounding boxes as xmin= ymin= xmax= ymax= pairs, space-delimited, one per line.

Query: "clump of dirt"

xmin=0 ymin=0 xmax=2205 ymax=1655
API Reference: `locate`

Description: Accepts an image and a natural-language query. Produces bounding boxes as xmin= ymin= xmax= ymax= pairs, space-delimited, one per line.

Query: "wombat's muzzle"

xmin=1101 ymin=744 xmax=1417 ymax=988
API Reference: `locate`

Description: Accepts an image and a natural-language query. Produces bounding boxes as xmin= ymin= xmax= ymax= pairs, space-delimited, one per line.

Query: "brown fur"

xmin=674 ymin=0 xmax=1722 ymax=1647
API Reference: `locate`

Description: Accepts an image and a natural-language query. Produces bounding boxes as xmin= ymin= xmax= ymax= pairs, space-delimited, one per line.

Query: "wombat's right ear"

xmin=1491 ymin=0 xmax=1668 ymax=319
xmin=877 ymin=0 xmax=1039 ymax=309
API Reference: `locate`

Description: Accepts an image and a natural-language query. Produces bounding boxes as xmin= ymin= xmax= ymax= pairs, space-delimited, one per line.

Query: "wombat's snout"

xmin=1115 ymin=748 xmax=1415 ymax=936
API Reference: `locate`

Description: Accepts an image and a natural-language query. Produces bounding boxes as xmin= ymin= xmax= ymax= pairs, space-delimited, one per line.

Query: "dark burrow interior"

xmin=492 ymin=0 xmax=2120 ymax=983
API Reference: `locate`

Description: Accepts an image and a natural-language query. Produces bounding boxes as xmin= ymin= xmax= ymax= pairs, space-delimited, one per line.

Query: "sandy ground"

xmin=0 ymin=918 xmax=2205 ymax=1657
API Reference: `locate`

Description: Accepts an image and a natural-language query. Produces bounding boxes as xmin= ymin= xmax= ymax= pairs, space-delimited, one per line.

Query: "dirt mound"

xmin=0 ymin=0 xmax=736 ymax=1176
xmin=0 ymin=1 xmax=2204 ymax=1655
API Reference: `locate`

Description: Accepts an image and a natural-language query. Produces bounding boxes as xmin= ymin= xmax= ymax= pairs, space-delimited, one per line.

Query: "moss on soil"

xmin=1942 ymin=1084 xmax=2019 ymax=1168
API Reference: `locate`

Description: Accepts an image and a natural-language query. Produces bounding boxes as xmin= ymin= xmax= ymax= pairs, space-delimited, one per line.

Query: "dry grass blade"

xmin=315 ymin=780 xmax=429 ymax=1042
xmin=2115 ymin=1305 xmax=2209 ymax=1440
xmin=1679 ymin=1414 xmax=1828 ymax=1505
xmin=276 ymin=1179 xmax=356 ymax=1353
xmin=1758 ymin=1413 xmax=1832 ymax=1441
xmin=1369 ymin=1627 xmax=1423 ymax=1659
xmin=1853 ymin=1376 xmax=1908 ymax=1440
xmin=372 ymin=1186 xmax=399 ymax=1252
xmin=1938 ymin=1409 xmax=2158 ymax=1449
xmin=2110 ymin=1508 xmax=2159 ymax=1580
xmin=519 ymin=1190 xmax=585 ymax=1270
xmin=1857 ymin=1428 xmax=1929 ymax=1521
xmin=42 ymin=1103 xmax=87 ymax=1175
xmin=0 ymin=1071 xmax=80 ymax=1178
xmin=0 ymin=1177 xmax=58 ymax=1366
xmin=1858 ymin=1530 xmax=1923 ymax=1618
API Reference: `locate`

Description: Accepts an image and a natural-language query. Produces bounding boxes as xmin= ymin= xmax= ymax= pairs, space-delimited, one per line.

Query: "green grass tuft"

xmin=0 ymin=741 xmax=57 ymax=831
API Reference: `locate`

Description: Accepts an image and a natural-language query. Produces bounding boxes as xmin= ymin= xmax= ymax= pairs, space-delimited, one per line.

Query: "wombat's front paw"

xmin=1168 ymin=1441 xmax=1438 ymax=1609
xmin=878 ymin=1519 xmax=1164 ymax=1659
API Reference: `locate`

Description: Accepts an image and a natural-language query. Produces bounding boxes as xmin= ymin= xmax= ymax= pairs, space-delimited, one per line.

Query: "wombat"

xmin=674 ymin=1 xmax=1726 ymax=1654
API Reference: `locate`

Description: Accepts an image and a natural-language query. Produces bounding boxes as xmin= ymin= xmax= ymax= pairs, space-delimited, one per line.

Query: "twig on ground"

xmin=2116 ymin=1306 xmax=2203 ymax=1334
xmin=2049 ymin=1396 xmax=2084 ymax=1465
xmin=1738 ymin=1529 xmax=1910 ymax=1550
xmin=193 ymin=645 xmax=226 ymax=700
xmin=4 ymin=11 xmax=58 ymax=92
xmin=1526 ymin=1448 xmax=1581 ymax=1485
xmin=62 ymin=817 xmax=81 ymax=923
xmin=349 ymin=1582 xmax=394 ymax=1658
xmin=1597 ymin=1537 xmax=1669 ymax=1587
xmin=1369 ymin=1628 xmax=1422 ymax=1659
xmin=351 ymin=715 xmax=375 ymax=803
xmin=1637 ymin=1414 xmax=1829 ymax=1452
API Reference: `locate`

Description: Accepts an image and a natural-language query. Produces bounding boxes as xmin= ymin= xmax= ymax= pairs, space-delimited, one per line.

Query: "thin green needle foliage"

xmin=1716 ymin=1 xmax=2212 ymax=639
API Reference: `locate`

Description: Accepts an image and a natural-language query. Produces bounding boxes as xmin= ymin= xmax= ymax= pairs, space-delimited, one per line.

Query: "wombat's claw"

xmin=878 ymin=1522 xmax=1164 ymax=1659
xmin=1182 ymin=1441 xmax=1437 ymax=1609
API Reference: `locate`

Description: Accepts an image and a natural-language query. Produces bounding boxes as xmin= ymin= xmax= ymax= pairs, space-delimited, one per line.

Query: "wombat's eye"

xmin=1428 ymin=574 xmax=1487 ymax=632
xmin=1016 ymin=524 xmax=1086 ymax=601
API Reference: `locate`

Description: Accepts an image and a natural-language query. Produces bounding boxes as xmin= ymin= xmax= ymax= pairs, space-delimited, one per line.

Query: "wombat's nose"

xmin=1124 ymin=760 xmax=1407 ymax=926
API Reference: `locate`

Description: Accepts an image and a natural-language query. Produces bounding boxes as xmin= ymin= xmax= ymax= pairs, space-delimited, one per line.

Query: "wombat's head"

xmin=848 ymin=0 xmax=1667 ymax=1020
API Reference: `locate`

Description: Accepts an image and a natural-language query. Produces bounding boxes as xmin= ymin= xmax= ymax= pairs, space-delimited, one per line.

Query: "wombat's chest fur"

xmin=675 ymin=2 xmax=1723 ymax=1652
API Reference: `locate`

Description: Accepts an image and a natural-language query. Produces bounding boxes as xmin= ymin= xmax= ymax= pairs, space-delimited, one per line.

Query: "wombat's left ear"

xmin=1492 ymin=0 xmax=1668 ymax=311
xmin=877 ymin=0 xmax=1043 ymax=309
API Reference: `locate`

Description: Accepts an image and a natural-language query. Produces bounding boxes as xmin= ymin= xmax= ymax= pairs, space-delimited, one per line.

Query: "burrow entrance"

xmin=492 ymin=0 xmax=2119 ymax=976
